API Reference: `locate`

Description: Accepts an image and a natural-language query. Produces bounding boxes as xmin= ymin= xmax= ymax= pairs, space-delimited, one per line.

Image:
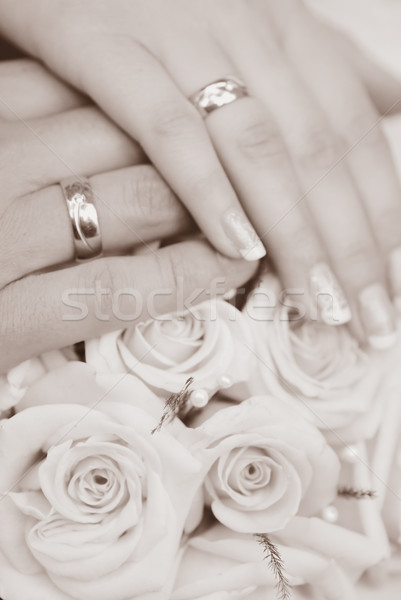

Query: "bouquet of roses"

xmin=1 ymin=272 xmax=401 ymax=600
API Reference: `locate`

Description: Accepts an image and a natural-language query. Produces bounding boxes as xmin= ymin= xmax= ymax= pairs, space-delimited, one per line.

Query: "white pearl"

xmin=218 ymin=375 xmax=233 ymax=389
xmin=341 ymin=445 xmax=359 ymax=463
xmin=190 ymin=389 xmax=209 ymax=408
xmin=322 ymin=505 xmax=339 ymax=523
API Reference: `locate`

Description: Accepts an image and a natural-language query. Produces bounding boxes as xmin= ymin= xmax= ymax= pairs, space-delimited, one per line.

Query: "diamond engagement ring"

xmin=190 ymin=77 xmax=248 ymax=117
xmin=60 ymin=177 xmax=102 ymax=261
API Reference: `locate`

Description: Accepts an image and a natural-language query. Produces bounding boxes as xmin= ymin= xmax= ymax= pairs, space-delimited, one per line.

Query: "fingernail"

xmin=223 ymin=288 xmax=237 ymax=300
xmin=221 ymin=210 xmax=266 ymax=261
xmin=389 ymin=247 xmax=401 ymax=312
xmin=358 ymin=283 xmax=397 ymax=350
xmin=309 ymin=263 xmax=351 ymax=325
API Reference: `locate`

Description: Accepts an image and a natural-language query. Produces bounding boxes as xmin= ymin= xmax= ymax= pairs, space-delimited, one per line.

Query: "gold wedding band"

xmin=190 ymin=77 xmax=248 ymax=117
xmin=60 ymin=177 xmax=102 ymax=261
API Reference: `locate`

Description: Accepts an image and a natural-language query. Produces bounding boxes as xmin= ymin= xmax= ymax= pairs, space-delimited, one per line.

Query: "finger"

xmin=0 ymin=241 xmax=256 ymax=371
xmin=0 ymin=106 xmax=145 ymax=198
xmin=0 ymin=59 xmax=86 ymax=121
xmin=206 ymin=97 xmax=341 ymax=319
xmin=284 ymin=11 xmax=399 ymax=346
xmin=69 ymin=35 xmax=265 ymax=261
xmin=2 ymin=165 xmax=193 ymax=287
xmin=214 ymin=8 xmax=395 ymax=346
xmin=325 ymin=29 xmax=401 ymax=116
xmin=164 ymin=29 xmax=348 ymax=324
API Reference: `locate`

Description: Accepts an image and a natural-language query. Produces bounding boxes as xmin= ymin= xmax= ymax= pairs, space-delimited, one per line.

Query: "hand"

xmin=1 ymin=0 xmax=400 ymax=348
xmin=0 ymin=60 xmax=256 ymax=372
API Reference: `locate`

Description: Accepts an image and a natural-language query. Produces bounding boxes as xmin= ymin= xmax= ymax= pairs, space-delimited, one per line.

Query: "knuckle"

xmin=0 ymin=202 xmax=45 ymax=288
xmin=0 ymin=276 xmax=45 ymax=342
xmin=83 ymin=258 xmax=120 ymax=316
xmin=162 ymin=245 xmax=193 ymax=293
xmin=341 ymin=242 xmax=370 ymax=264
xmin=186 ymin=169 xmax=225 ymax=202
xmin=129 ymin=165 xmax=183 ymax=226
xmin=87 ymin=258 xmax=117 ymax=291
xmin=343 ymin=111 xmax=383 ymax=147
xmin=285 ymin=225 xmax=320 ymax=265
xmin=151 ymin=101 xmax=200 ymax=139
xmin=0 ymin=123 xmax=37 ymax=195
xmin=338 ymin=241 xmax=379 ymax=278
xmin=236 ymin=121 xmax=286 ymax=164
xmin=296 ymin=129 xmax=342 ymax=171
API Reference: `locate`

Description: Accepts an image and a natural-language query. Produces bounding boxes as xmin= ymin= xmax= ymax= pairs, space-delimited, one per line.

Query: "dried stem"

xmin=338 ymin=487 xmax=376 ymax=500
xmin=151 ymin=377 xmax=194 ymax=434
xmin=256 ymin=534 xmax=291 ymax=600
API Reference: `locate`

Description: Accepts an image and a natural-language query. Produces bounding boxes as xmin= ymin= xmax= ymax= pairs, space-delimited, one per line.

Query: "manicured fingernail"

xmin=223 ymin=288 xmax=237 ymax=300
xmin=309 ymin=262 xmax=351 ymax=325
xmin=221 ymin=210 xmax=266 ymax=261
xmin=389 ymin=247 xmax=401 ymax=312
xmin=358 ymin=283 xmax=397 ymax=350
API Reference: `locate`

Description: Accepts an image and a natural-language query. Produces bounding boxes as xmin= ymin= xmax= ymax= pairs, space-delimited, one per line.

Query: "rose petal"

xmin=172 ymin=524 xmax=357 ymax=600
xmin=87 ymin=299 xmax=255 ymax=397
xmin=0 ymin=550 xmax=74 ymax=600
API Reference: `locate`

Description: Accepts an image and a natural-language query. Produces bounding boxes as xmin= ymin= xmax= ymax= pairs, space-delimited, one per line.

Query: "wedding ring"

xmin=190 ymin=77 xmax=248 ymax=117
xmin=60 ymin=177 xmax=102 ymax=260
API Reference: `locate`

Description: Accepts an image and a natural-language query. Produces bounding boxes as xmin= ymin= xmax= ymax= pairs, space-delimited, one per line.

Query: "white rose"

xmin=0 ymin=350 xmax=71 ymax=415
xmin=172 ymin=519 xmax=383 ymax=600
xmin=86 ymin=299 xmax=255 ymax=400
xmin=364 ymin=385 xmax=401 ymax=546
xmin=245 ymin=277 xmax=401 ymax=442
xmin=191 ymin=396 xmax=339 ymax=533
xmin=0 ymin=363 xmax=202 ymax=600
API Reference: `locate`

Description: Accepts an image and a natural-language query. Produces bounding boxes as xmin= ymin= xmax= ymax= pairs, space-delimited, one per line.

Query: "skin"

xmin=0 ymin=60 xmax=256 ymax=371
xmin=1 ymin=0 xmax=401 ymax=340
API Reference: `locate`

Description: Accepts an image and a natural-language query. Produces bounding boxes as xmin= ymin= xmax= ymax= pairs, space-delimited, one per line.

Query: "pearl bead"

xmin=218 ymin=375 xmax=233 ymax=389
xmin=341 ymin=445 xmax=359 ymax=463
xmin=322 ymin=505 xmax=339 ymax=524
xmin=190 ymin=389 xmax=209 ymax=408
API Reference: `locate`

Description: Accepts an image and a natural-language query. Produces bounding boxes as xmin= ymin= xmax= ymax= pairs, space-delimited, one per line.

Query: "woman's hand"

xmin=0 ymin=60 xmax=256 ymax=372
xmin=0 ymin=0 xmax=400 ymax=347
